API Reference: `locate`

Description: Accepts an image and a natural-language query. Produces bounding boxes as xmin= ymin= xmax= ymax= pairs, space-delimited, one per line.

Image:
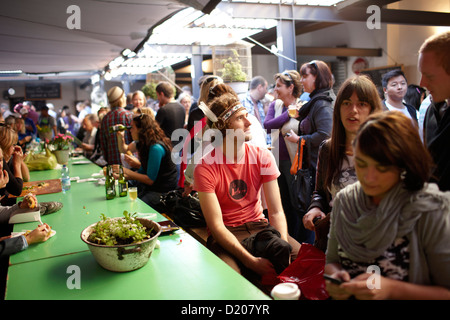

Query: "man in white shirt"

xmin=381 ymin=69 xmax=418 ymax=124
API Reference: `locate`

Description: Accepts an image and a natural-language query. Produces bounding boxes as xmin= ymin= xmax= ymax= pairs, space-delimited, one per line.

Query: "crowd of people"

xmin=0 ymin=30 xmax=449 ymax=300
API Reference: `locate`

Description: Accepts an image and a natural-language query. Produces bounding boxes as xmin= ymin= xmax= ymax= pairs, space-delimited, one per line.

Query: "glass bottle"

xmin=118 ymin=165 xmax=127 ymax=197
xmin=109 ymin=124 xmax=131 ymax=133
xmin=105 ymin=165 xmax=116 ymax=200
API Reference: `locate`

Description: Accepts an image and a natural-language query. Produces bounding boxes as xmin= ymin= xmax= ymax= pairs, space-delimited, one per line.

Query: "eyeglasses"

xmin=282 ymin=71 xmax=293 ymax=83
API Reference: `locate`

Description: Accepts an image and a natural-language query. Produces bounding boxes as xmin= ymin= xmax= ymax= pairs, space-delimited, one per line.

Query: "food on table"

xmin=23 ymin=193 xmax=37 ymax=209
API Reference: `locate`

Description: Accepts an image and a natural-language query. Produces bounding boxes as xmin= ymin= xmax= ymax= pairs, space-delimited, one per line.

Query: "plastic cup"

xmin=288 ymin=105 xmax=297 ymax=117
xmin=128 ymin=187 xmax=138 ymax=201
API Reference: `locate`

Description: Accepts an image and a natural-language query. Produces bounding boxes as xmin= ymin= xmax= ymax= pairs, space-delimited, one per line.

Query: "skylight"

xmin=225 ymin=0 xmax=343 ymax=5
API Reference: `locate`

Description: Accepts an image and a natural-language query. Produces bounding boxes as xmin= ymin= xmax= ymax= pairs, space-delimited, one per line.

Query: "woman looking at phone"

xmin=325 ymin=111 xmax=450 ymax=300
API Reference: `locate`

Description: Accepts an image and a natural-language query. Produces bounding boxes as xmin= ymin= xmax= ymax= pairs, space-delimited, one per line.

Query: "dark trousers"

xmin=278 ymin=159 xmax=314 ymax=244
xmin=206 ymin=220 xmax=301 ymax=275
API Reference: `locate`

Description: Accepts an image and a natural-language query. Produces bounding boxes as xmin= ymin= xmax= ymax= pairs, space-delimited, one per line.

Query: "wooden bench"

xmin=161 ymin=213 xmax=208 ymax=246
xmin=185 ymin=226 xmax=208 ymax=246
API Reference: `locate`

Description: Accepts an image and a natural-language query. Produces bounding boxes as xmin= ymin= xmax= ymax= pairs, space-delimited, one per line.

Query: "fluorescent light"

xmin=0 ymin=70 xmax=22 ymax=74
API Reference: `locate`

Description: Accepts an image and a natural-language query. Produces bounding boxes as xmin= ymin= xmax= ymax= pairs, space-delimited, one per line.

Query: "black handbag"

xmin=291 ymin=138 xmax=315 ymax=215
xmin=160 ymin=189 xmax=206 ymax=228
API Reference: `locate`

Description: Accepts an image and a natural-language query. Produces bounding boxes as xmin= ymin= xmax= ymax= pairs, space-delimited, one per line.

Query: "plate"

xmin=12 ymin=229 xmax=56 ymax=238
xmin=72 ymin=160 xmax=91 ymax=165
xmin=159 ymin=220 xmax=180 ymax=234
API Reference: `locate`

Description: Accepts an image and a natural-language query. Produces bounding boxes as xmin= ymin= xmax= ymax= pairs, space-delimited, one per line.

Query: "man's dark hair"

xmin=382 ymin=69 xmax=407 ymax=89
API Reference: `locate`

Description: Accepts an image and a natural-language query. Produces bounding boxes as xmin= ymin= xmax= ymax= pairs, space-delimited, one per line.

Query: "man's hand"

xmin=246 ymin=256 xmax=276 ymax=276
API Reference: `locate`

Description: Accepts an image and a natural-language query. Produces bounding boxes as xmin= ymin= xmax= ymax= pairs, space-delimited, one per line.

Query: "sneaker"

xmin=39 ymin=202 xmax=63 ymax=215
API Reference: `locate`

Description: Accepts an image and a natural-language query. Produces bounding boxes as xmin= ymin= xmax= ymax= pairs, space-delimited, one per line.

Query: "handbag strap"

xmin=296 ymin=138 xmax=306 ymax=171
xmin=302 ymin=138 xmax=312 ymax=170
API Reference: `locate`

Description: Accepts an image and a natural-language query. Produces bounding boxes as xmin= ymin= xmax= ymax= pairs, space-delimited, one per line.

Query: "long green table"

xmin=5 ymin=157 xmax=270 ymax=300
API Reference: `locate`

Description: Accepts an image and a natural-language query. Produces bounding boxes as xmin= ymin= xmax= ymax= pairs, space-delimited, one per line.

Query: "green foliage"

xmin=141 ymin=82 xmax=157 ymax=100
xmin=218 ymin=49 xmax=247 ymax=82
xmin=88 ymin=211 xmax=154 ymax=246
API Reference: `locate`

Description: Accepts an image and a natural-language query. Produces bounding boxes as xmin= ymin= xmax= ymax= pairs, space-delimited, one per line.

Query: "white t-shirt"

xmin=384 ymin=101 xmax=413 ymax=119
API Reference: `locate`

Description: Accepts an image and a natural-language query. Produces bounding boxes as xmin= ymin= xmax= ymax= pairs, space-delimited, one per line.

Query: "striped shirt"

xmin=99 ymin=106 xmax=133 ymax=165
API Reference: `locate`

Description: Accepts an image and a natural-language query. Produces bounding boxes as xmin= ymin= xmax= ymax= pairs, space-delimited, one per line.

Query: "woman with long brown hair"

xmin=117 ymin=113 xmax=177 ymax=211
xmin=303 ymin=75 xmax=382 ymax=251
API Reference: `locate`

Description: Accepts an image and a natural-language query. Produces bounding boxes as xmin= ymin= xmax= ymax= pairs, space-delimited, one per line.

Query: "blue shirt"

xmin=138 ymin=143 xmax=166 ymax=181
xmin=241 ymin=92 xmax=271 ymax=145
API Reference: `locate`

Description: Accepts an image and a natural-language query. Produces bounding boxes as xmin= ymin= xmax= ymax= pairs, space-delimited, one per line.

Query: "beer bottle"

xmin=105 ymin=165 xmax=116 ymax=200
xmin=118 ymin=165 xmax=127 ymax=197
xmin=109 ymin=124 xmax=131 ymax=133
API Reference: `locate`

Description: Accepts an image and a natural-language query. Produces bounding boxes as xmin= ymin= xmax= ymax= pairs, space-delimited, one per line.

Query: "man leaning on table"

xmin=99 ymin=86 xmax=134 ymax=165
xmin=193 ymin=85 xmax=301 ymax=281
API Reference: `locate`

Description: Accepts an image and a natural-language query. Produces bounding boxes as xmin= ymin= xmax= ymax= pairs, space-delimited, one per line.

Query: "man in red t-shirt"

xmin=194 ymin=90 xmax=300 ymax=277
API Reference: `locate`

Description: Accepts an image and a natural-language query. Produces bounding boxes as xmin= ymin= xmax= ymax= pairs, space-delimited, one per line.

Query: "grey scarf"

xmin=331 ymin=181 xmax=449 ymax=262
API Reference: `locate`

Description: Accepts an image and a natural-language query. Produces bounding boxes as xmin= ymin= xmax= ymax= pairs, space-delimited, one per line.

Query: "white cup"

xmin=271 ymin=283 xmax=301 ymax=300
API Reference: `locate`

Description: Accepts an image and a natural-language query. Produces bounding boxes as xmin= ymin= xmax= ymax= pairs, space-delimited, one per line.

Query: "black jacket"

xmin=296 ymin=88 xmax=334 ymax=170
xmin=424 ymin=101 xmax=450 ymax=191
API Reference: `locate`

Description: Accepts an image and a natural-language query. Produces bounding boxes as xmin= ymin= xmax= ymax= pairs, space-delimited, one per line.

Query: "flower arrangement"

xmin=48 ymin=133 xmax=74 ymax=151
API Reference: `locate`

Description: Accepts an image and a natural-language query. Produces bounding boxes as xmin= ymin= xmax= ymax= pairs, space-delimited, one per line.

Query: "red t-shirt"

xmin=194 ymin=143 xmax=280 ymax=227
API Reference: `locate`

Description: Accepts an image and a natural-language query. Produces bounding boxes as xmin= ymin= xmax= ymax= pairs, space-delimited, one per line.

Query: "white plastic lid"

xmin=271 ymin=283 xmax=301 ymax=300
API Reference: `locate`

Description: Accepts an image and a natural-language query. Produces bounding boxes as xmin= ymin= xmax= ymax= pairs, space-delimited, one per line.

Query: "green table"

xmin=5 ymin=157 xmax=270 ymax=300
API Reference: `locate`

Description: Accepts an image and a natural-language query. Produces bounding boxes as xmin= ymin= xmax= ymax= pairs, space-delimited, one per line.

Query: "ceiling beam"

xmin=336 ymin=0 xmax=400 ymax=10
xmin=217 ymin=2 xmax=450 ymax=26
xmin=296 ymin=46 xmax=382 ymax=57
xmin=252 ymin=45 xmax=382 ymax=57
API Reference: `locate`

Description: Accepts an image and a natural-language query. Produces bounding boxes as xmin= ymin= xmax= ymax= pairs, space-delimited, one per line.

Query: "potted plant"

xmin=219 ymin=49 xmax=248 ymax=82
xmin=214 ymin=44 xmax=252 ymax=94
xmin=141 ymin=81 xmax=158 ymax=100
xmin=48 ymin=133 xmax=74 ymax=164
xmin=80 ymin=211 xmax=161 ymax=272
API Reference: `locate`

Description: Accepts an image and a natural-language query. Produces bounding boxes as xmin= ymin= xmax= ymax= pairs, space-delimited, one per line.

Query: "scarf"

xmin=332 ymin=181 xmax=449 ymax=262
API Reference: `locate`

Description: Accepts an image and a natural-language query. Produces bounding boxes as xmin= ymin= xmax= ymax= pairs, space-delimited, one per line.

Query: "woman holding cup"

xmin=263 ymin=70 xmax=303 ymax=241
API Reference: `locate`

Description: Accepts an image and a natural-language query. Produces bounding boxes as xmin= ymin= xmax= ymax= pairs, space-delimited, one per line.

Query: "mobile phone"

xmin=323 ymin=274 xmax=344 ymax=285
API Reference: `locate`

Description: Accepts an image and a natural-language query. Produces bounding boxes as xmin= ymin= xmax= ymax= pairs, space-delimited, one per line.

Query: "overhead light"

xmin=121 ymin=49 xmax=136 ymax=58
xmin=8 ymin=88 xmax=15 ymax=95
xmin=104 ymin=72 xmax=112 ymax=81
xmin=0 ymin=70 xmax=22 ymax=76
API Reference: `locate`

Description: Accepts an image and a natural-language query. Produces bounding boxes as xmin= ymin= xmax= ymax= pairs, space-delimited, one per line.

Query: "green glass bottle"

xmin=109 ymin=124 xmax=131 ymax=133
xmin=105 ymin=165 xmax=116 ymax=200
xmin=118 ymin=165 xmax=127 ymax=197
